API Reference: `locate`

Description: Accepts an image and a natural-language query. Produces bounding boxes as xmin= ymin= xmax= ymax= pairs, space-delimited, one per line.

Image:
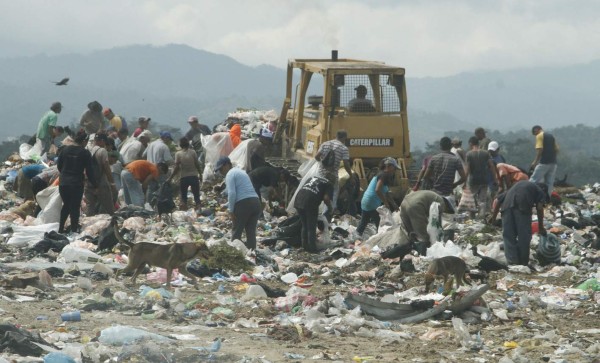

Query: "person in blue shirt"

xmin=15 ymin=164 xmax=47 ymax=200
xmin=215 ymin=156 xmax=261 ymax=250
xmin=356 ymin=157 xmax=400 ymax=236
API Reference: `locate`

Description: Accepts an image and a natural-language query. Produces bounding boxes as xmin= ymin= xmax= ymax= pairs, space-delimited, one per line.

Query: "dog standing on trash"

xmin=113 ymin=223 xmax=210 ymax=288
xmin=424 ymin=256 xmax=471 ymax=292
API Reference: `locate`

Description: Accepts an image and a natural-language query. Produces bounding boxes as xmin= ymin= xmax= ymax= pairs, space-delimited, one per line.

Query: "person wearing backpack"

xmin=84 ymin=132 xmax=116 ymax=216
xmin=57 ymin=129 xmax=98 ymax=234
xmin=314 ymin=130 xmax=354 ymax=215
xmin=102 ymin=107 xmax=127 ymax=131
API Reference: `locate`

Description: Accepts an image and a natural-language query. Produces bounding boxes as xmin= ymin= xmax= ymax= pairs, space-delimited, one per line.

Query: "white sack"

xmin=36 ymin=185 xmax=62 ymax=224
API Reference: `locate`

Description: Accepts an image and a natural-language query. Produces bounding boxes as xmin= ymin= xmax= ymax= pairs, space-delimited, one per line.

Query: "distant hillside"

xmin=0 ymin=44 xmax=599 ymax=148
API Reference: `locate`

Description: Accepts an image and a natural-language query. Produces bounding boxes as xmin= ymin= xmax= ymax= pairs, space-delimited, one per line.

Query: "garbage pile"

xmin=0 ymin=162 xmax=599 ymax=362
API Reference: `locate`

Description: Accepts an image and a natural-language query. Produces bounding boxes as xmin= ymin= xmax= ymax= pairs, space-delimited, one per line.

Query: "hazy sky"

xmin=2 ymin=0 xmax=600 ymax=77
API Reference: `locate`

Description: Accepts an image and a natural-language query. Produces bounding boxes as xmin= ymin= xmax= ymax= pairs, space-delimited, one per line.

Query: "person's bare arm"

xmin=343 ymin=159 xmax=353 ymax=177
xmin=488 ymin=159 xmax=498 ymax=184
xmin=488 ymin=198 xmax=500 ymax=224
xmin=536 ymin=202 xmax=546 ymax=236
xmin=375 ymin=178 xmax=390 ymax=210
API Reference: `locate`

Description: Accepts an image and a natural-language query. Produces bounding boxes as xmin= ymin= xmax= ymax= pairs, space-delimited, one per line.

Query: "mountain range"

xmin=0 ymin=44 xmax=598 ymax=148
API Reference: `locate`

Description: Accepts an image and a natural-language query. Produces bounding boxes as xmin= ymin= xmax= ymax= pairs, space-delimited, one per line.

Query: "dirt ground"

xmin=1 ymin=247 xmax=599 ymax=362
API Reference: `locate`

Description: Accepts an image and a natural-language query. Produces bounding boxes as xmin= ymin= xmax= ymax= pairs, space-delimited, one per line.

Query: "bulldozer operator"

xmin=348 ymin=85 xmax=375 ymax=113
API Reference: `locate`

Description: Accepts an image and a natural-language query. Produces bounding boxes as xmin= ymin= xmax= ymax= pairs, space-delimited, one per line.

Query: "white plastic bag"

xmin=426 ymin=240 xmax=463 ymax=258
xmin=19 ymin=139 xmax=43 ymax=160
xmin=7 ymin=222 xmax=59 ymax=247
xmin=36 ymin=186 xmax=62 ymax=224
xmin=427 ymin=201 xmax=443 ymax=243
xmin=59 ymin=245 xmax=102 ymax=263
xmin=298 ymin=159 xmax=317 ymax=177
xmin=201 ymin=132 xmax=234 ymax=181
xmin=228 ymin=139 xmax=254 ymax=171
xmin=377 ymin=206 xmax=400 ymax=230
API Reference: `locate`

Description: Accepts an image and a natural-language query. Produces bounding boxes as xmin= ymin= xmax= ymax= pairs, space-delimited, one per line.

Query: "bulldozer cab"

xmin=276 ymin=54 xmax=411 ymax=193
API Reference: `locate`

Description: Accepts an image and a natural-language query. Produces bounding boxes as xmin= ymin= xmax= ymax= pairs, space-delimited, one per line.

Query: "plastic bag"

xmin=228 ymin=139 xmax=252 ymax=171
xmin=201 ymin=132 xmax=234 ymax=181
xmin=36 ymin=186 xmax=62 ymax=224
xmin=59 ymin=245 xmax=102 ymax=263
xmin=19 ymin=139 xmax=43 ymax=160
xmin=298 ymin=159 xmax=317 ymax=177
xmin=427 ymin=201 xmax=443 ymax=243
xmin=7 ymin=222 xmax=59 ymax=247
xmin=377 ymin=206 xmax=400 ymax=230
xmin=426 ymin=240 xmax=463 ymax=258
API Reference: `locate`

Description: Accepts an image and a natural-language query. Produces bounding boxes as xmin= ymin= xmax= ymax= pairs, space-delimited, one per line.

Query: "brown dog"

xmin=424 ymin=256 xmax=470 ymax=292
xmin=113 ymin=223 xmax=210 ymax=288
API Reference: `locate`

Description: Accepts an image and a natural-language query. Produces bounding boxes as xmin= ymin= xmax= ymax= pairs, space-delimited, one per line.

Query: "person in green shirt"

xmin=36 ymin=102 xmax=62 ymax=153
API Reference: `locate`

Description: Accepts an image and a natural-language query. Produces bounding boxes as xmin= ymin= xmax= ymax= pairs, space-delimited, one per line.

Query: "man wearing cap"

xmin=423 ymin=137 xmax=466 ymax=197
xmin=185 ymin=116 xmax=212 ymax=141
xmin=143 ymin=131 xmax=174 ymax=165
xmin=487 ymin=141 xmax=506 ymax=203
xmin=116 ymin=128 xmax=130 ymax=151
xmin=530 ymin=125 xmax=559 ymax=195
xmin=348 ymin=85 xmax=375 ymax=112
xmin=79 ymin=101 xmax=105 ymax=135
xmin=464 ymin=136 xmax=497 ymax=219
xmin=132 ymin=117 xmax=151 ymax=138
xmin=215 ymin=157 xmax=261 ymax=250
xmin=489 ymin=181 xmax=548 ymax=266
xmin=121 ymin=160 xmax=168 ymax=207
xmin=356 ymin=157 xmax=399 ymax=237
xmin=185 ymin=116 xmax=211 ymax=176
xmin=400 ymin=190 xmax=455 ymax=253
xmin=36 ymin=101 xmax=62 ymax=154
xmin=103 ymin=108 xmax=125 ymax=131
xmin=315 ymin=129 xmax=354 ymax=215
xmin=84 ymin=132 xmax=116 ymax=216
xmin=120 ymin=130 xmax=151 ymax=165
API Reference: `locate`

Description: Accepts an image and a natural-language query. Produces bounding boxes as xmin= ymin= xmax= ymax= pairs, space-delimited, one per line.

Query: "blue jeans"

xmin=121 ymin=170 xmax=144 ymax=207
xmin=530 ymin=163 xmax=557 ymax=195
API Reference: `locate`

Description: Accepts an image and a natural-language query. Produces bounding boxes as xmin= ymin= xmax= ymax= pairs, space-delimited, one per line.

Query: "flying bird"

xmin=51 ymin=77 xmax=69 ymax=86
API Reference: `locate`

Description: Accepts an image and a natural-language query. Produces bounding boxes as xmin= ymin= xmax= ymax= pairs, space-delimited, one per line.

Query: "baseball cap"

xmin=214 ymin=156 xmax=231 ymax=172
xmin=188 ymin=116 xmax=199 ymax=123
xmin=382 ymin=157 xmax=401 ymax=169
xmin=260 ymin=128 xmax=273 ymax=139
xmin=138 ymin=116 xmax=151 ymax=123
xmin=159 ymin=131 xmax=172 ymax=140
xmin=488 ymin=141 xmax=499 ymax=151
xmin=102 ymin=107 xmax=112 ymax=116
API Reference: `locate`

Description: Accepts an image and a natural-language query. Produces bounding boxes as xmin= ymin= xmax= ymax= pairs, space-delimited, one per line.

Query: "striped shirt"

xmin=317 ymin=139 xmax=349 ymax=178
xmin=426 ymin=152 xmax=463 ymax=196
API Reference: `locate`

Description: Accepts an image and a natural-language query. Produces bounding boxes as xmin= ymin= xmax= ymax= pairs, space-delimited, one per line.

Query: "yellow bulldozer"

xmin=271 ymin=51 xmax=411 ymax=204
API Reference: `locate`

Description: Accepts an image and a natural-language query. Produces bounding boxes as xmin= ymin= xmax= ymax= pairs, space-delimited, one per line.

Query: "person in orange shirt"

xmin=120 ymin=160 xmax=168 ymax=206
xmin=496 ymin=163 xmax=529 ymax=192
xmin=229 ymin=123 xmax=241 ymax=148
